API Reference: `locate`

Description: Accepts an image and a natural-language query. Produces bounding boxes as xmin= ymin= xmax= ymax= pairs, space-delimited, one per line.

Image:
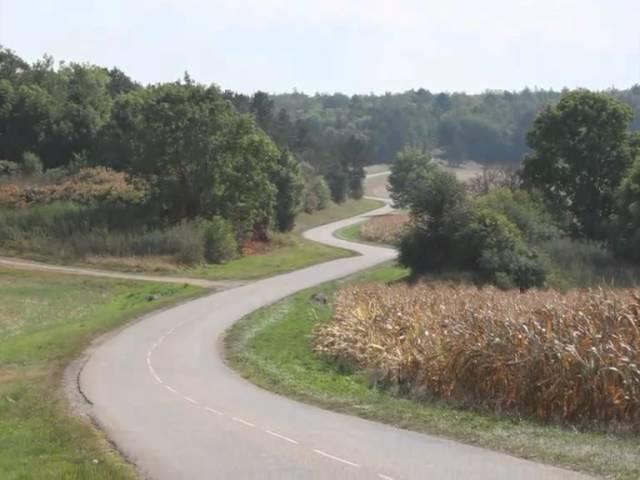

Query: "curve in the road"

xmin=78 ymin=201 xmax=592 ymax=480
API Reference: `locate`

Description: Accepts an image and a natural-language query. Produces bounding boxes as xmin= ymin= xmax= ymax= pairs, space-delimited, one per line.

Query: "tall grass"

xmin=0 ymin=202 xmax=236 ymax=265
xmin=315 ymin=283 xmax=640 ymax=432
xmin=543 ymin=238 xmax=640 ymax=288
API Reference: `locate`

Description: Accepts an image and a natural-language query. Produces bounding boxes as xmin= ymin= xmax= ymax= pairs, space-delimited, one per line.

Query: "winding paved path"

xmin=78 ymin=197 xmax=592 ymax=480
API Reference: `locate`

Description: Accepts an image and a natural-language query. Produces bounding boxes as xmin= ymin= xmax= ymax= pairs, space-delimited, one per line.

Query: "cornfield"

xmin=360 ymin=214 xmax=409 ymax=245
xmin=314 ymin=284 xmax=640 ymax=431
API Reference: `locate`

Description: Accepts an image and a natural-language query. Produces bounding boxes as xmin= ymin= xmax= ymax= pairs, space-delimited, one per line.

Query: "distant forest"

xmin=2 ymin=44 xmax=640 ymax=195
xmin=226 ymin=86 xmax=640 ymax=169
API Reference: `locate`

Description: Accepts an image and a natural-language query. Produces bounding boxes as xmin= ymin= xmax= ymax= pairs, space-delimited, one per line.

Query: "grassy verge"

xmin=226 ymin=264 xmax=640 ymax=480
xmin=0 ymin=268 xmax=204 ymax=479
xmin=292 ymin=198 xmax=383 ymax=233
xmin=192 ymin=237 xmax=354 ymax=280
xmin=190 ymin=198 xmax=383 ymax=280
xmin=334 ymin=222 xmax=364 ymax=242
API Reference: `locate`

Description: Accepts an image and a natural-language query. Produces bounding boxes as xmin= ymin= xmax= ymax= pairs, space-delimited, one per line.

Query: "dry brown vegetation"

xmin=0 ymin=167 xmax=147 ymax=208
xmin=360 ymin=214 xmax=409 ymax=245
xmin=315 ymin=283 xmax=640 ymax=431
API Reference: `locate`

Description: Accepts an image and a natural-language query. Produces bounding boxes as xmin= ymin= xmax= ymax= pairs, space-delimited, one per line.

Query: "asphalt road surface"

xmin=79 ymin=200 xmax=592 ymax=480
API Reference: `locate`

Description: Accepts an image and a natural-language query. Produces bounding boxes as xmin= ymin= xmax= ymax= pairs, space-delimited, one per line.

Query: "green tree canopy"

xmin=611 ymin=155 xmax=640 ymax=261
xmin=522 ymin=90 xmax=636 ymax=239
xmin=388 ymin=147 xmax=436 ymax=208
xmin=273 ymin=149 xmax=304 ymax=232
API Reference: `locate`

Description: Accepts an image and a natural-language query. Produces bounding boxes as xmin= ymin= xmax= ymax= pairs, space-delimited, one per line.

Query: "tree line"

xmin=257 ymin=86 xmax=640 ymax=170
xmin=391 ymin=90 xmax=640 ymax=290
xmin=0 ymin=47 xmax=349 ymax=254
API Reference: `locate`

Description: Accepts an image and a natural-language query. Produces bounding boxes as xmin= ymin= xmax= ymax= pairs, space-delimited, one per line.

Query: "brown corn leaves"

xmin=314 ymin=283 xmax=640 ymax=431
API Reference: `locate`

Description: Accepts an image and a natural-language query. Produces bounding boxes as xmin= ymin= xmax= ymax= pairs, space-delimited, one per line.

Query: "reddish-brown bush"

xmin=0 ymin=167 xmax=147 ymax=207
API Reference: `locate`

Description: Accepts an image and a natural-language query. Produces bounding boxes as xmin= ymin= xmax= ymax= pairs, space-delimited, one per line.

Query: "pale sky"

xmin=1 ymin=0 xmax=638 ymax=94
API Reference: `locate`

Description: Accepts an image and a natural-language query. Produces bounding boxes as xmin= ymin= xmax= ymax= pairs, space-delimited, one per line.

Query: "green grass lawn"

xmin=192 ymin=237 xmax=355 ymax=280
xmin=226 ymin=264 xmax=640 ymax=480
xmin=333 ymin=222 xmax=364 ymax=243
xmin=190 ymin=198 xmax=384 ymax=280
xmin=292 ymin=198 xmax=383 ymax=233
xmin=0 ymin=268 xmax=204 ymax=479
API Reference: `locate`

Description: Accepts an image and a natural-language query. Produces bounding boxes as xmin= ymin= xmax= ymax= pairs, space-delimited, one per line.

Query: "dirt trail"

xmin=0 ymin=256 xmax=242 ymax=289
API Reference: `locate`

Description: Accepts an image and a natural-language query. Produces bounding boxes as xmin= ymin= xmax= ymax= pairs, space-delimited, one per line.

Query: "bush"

xmin=21 ymin=151 xmax=43 ymax=176
xmin=399 ymin=198 xmax=547 ymax=290
xmin=0 ymin=203 xmax=210 ymax=265
xmin=410 ymin=169 xmax=467 ymax=228
xmin=388 ymin=147 xmax=436 ymax=208
xmin=0 ymin=167 xmax=148 ymax=208
xmin=542 ymin=238 xmax=640 ymax=288
xmin=611 ymin=156 xmax=640 ymax=262
xmin=475 ymin=188 xmax=559 ymax=244
xmin=397 ymin=169 xmax=553 ymax=290
xmin=0 ymin=160 xmax=19 ymax=177
xmin=464 ymin=208 xmax=546 ymax=289
xmin=202 ymin=216 xmax=237 ymax=264
xmin=315 ymin=283 xmax=640 ymax=431
xmin=326 ymin=169 xmax=349 ymax=203
xmin=173 ymin=234 xmax=205 ymax=265
xmin=302 ymin=176 xmax=331 ymax=213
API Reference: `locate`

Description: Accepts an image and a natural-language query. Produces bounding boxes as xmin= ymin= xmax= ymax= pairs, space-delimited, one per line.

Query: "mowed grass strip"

xmin=0 ymin=268 xmax=203 ymax=479
xmin=225 ymin=265 xmax=640 ymax=480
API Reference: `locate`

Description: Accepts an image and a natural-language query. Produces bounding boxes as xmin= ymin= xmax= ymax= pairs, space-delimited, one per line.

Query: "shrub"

xmin=475 ymin=188 xmax=560 ymax=244
xmin=388 ymin=147 xmax=436 ymax=208
xmin=611 ymin=156 xmax=640 ymax=262
xmin=0 ymin=160 xmax=19 ymax=177
xmin=300 ymin=162 xmax=331 ymax=213
xmin=0 ymin=204 xmax=209 ymax=265
xmin=0 ymin=167 xmax=148 ymax=207
xmin=312 ymin=176 xmax=331 ymax=210
xmin=21 ymin=151 xmax=43 ymax=176
xmin=273 ymin=150 xmax=304 ymax=232
xmin=202 ymin=216 xmax=237 ymax=264
xmin=326 ymin=169 xmax=349 ymax=203
xmin=410 ymin=169 xmax=467 ymax=228
xmin=173 ymin=235 xmax=205 ymax=265
xmin=542 ymin=238 xmax=640 ymax=288
xmin=399 ymin=201 xmax=547 ymax=290
xmin=315 ymin=283 xmax=640 ymax=432
xmin=465 ymin=208 xmax=546 ymax=289
xmin=302 ymin=176 xmax=331 ymax=213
